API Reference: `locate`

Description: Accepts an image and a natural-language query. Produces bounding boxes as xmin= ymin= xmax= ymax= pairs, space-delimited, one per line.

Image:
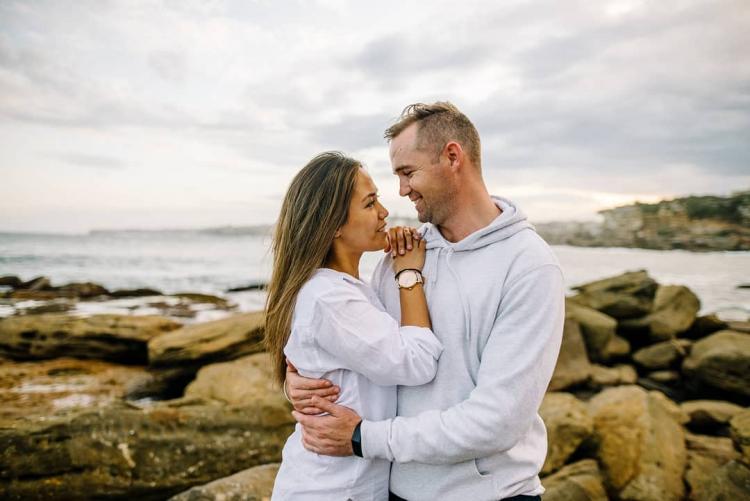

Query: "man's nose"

xmin=398 ymin=178 xmax=410 ymax=197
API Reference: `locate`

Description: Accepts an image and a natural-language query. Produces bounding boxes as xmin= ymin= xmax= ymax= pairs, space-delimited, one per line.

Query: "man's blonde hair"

xmin=384 ymin=101 xmax=481 ymax=168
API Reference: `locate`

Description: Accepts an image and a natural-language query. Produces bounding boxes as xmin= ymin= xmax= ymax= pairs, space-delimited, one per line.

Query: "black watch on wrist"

xmin=351 ymin=420 xmax=363 ymax=457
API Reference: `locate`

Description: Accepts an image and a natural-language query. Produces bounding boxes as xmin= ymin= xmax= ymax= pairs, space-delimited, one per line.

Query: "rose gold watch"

xmin=395 ymin=269 xmax=424 ymax=290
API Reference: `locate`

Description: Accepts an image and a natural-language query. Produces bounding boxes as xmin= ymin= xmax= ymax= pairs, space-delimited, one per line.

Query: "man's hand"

xmin=293 ymin=396 xmax=362 ymax=456
xmin=285 ymin=360 xmax=340 ymax=414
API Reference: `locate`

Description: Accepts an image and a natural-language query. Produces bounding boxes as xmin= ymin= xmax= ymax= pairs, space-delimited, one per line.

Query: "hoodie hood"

xmin=419 ymin=196 xmax=534 ymax=251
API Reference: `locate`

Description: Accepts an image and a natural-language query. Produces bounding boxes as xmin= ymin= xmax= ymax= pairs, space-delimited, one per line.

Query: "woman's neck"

xmin=325 ymin=249 xmax=362 ymax=280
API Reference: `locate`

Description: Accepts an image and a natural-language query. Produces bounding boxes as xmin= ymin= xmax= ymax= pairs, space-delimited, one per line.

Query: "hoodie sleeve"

xmin=360 ymin=263 xmax=565 ymax=463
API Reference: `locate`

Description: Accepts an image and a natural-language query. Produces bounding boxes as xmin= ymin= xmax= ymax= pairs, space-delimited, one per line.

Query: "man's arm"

xmin=298 ymin=264 xmax=564 ymax=462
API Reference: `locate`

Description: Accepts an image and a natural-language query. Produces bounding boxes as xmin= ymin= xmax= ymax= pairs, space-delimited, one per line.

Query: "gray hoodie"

xmin=361 ymin=197 xmax=565 ymax=500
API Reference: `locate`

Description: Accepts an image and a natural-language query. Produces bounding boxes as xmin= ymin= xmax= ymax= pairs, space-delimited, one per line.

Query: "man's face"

xmin=389 ymin=123 xmax=454 ymax=224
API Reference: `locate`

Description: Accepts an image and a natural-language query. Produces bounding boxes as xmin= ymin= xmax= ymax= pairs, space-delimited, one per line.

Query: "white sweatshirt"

xmin=272 ymin=268 xmax=443 ymax=501
xmin=361 ymin=197 xmax=565 ymax=501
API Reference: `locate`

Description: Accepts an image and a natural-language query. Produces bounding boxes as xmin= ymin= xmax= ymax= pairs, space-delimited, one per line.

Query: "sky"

xmin=1 ymin=0 xmax=748 ymax=234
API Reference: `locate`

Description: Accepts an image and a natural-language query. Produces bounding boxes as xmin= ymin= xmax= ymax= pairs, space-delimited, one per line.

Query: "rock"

xmin=8 ymin=290 xmax=60 ymax=300
xmin=549 ymin=318 xmax=592 ymax=391
xmin=647 ymin=370 xmax=681 ymax=384
xmin=15 ymin=298 xmax=75 ymax=315
xmin=185 ymin=353 xmax=288 ymax=410
xmin=0 ymin=357 xmax=157 ymax=426
xmin=682 ymin=330 xmax=750 ymax=399
xmin=0 ymin=314 xmax=181 ymax=364
xmin=0 ymin=398 xmax=294 ymax=500
xmin=684 ymin=314 xmax=729 ymax=340
xmin=632 ymin=339 xmax=692 ymax=370
xmin=600 ymin=334 xmax=630 ymax=361
xmin=18 ymin=276 xmax=51 ymax=291
xmin=588 ymin=386 xmax=687 ymax=500
xmin=727 ymin=320 xmax=750 ymax=334
xmin=171 ymin=293 xmax=234 ymax=310
xmin=681 ymin=400 xmax=745 ymax=431
xmin=588 ymin=364 xmax=638 ymax=389
xmin=226 ymin=282 xmax=267 ymax=293
xmin=541 ymin=459 xmax=608 ymax=501
xmin=685 ymin=432 xmax=740 ymax=463
xmin=539 ymin=392 xmax=593 ymax=475
xmin=169 ymin=463 xmax=279 ymax=501
xmin=148 ymin=311 xmax=265 ymax=368
xmin=730 ymin=409 xmax=750 ymax=463
xmin=110 ymin=288 xmax=163 ymax=298
xmin=693 ymin=461 xmax=750 ymax=500
xmin=620 ymin=285 xmax=701 ymax=341
xmin=56 ymin=282 xmax=110 ymax=298
xmin=566 ymin=300 xmax=617 ymax=361
xmin=0 ymin=276 xmax=22 ymax=288
xmin=569 ymin=271 xmax=657 ymax=319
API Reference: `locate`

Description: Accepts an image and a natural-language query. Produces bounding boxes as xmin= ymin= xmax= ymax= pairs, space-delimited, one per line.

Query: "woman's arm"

xmin=389 ymin=226 xmax=430 ymax=329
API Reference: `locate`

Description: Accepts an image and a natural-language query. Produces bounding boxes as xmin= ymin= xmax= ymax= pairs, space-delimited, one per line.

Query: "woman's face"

xmin=336 ymin=168 xmax=389 ymax=253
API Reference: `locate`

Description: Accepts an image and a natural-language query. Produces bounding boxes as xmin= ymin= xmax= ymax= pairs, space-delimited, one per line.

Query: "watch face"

xmin=398 ymin=270 xmax=418 ymax=288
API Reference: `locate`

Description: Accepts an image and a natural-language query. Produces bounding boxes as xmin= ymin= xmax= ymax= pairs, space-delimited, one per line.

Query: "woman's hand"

xmin=388 ymin=226 xmax=426 ymax=274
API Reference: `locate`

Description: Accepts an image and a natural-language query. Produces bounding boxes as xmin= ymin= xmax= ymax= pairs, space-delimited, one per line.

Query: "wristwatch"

xmin=395 ymin=269 xmax=424 ymax=290
xmin=351 ymin=421 xmax=363 ymax=457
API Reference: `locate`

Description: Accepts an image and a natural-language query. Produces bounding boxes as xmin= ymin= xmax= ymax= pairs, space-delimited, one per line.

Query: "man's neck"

xmin=437 ymin=193 xmax=501 ymax=243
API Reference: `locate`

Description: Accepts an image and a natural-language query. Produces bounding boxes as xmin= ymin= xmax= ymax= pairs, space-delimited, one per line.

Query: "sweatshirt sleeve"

xmin=312 ymin=285 xmax=443 ymax=387
xmin=360 ymin=264 xmax=564 ymax=463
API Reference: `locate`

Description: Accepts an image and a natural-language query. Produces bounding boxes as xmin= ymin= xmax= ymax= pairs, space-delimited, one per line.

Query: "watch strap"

xmin=351 ymin=421 xmax=363 ymax=457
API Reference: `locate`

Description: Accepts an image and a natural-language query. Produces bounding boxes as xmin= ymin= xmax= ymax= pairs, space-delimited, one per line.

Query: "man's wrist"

xmin=351 ymin=420 xmax=363 ymax=457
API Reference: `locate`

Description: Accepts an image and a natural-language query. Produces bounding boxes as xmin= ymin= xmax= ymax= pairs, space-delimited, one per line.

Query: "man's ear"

xmin=444 ymin=141 xmax=462 ymax=169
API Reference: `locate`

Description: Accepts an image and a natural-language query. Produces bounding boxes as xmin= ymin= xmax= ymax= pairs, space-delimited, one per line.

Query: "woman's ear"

xmin=334 ymin=228 xmax=342 ymax=238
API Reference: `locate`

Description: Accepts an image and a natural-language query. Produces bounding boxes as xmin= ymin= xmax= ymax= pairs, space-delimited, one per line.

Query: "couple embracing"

xmin=264 ymin=102 xmax=565 ymax=501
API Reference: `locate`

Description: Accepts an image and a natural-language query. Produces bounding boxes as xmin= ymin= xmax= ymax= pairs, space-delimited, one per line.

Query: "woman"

xmin=266 ymin=151 xmax=441 ymax=501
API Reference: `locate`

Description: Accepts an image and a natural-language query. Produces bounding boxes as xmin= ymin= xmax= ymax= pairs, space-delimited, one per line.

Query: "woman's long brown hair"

xmin=265 ymin=151 xmax=361 ymax=385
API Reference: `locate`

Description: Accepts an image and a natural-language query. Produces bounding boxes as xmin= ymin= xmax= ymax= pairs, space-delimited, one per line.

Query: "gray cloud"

xmin=55 ymin=152 xmax=126 ymax=170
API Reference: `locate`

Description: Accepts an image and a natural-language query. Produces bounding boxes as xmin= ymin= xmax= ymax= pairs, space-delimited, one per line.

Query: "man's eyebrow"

xmin=361 ymin=190 xmax=378 ymax=201
xmin=393 ymin=164 xmax=412 ymax=174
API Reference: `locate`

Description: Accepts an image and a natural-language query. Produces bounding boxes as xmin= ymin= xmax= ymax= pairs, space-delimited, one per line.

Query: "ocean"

xmin=1 ymin=230 xmax=748 ymax=321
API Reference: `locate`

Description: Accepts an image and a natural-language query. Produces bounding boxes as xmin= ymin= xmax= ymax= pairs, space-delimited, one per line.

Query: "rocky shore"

xmin=1 ymin=270 xmax=748 ymax=500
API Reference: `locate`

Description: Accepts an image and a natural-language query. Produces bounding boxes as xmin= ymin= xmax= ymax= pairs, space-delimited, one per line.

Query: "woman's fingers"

xmin=404 ymin=227 xmax=413 ymax=250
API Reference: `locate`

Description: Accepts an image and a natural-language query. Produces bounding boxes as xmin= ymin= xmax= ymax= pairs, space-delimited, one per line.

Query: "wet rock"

xmin=171 ymin=293 xmax=234 ymax=310
xmin=632 ymin=339 xmax=692 ymax=370
xmin=539 ymin=392 xmax=593 ymax=475
xmin=0 ymin=276 xmax=22 ymax=288
xmin=169 ymin=463 xmax=279 ymax=501
xmin=148 ymin=311 xmax=265 ymax=368
xmin=588 ymin=386 xmax=687 ymax=500
xmin=569 ymin=271 xmax=657 ymax=320
xmin=15 ymin=298 xmax=75 ymax=315
xmin=226 ymin=282 xmax=267 ymax=293
xmin=0 ymin=313 xmax=181 ymax=364
xmin=549 ymin=318 xmax=591 ymax=391
xmin=620 ymin=285 xmax=700 ymax=341
xmin=541 ymin=459 xmax=608 ymax=501
xmin=681 ymin=400 xmax=744 ymax=431
xmin=18 ymin=276 xmax=51 ymax=291
xmin=682 ymin=330 xmax=750 ymax=399
xmin=0 ymin=357 xmax=155 ymax=426
xmin=8 ymin=290 xmax=60 ymax=300
xmin=684 ymin=314 xmax=729 ymax=340
xmin=185 ymin=353 xmax=287 ymax=410
xmin=110 ymin=288 xmax=163 ymax=298
xmin=684 ymin=435 xmax=742 ymax=501
xmin=56 ymin=282 xmax=110 ymax=298
xmin=730 ymin=409 xmax=750 ymax=463
xmin=0 ymin=397 xmax=294 ymax=500
xmin=566 ymin=300 xmax=616 ymax=361
xmin=588 ymin=364 xmax=638 ymax=389
xmin=693 ymin=461 xmax=750 ymax=500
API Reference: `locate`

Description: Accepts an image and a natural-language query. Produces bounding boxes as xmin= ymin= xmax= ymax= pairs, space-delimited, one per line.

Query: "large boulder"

xmin=566 ymin=300 xmax=617 ymax=361
xmin=620 ymin=285 xmax=701 ymax=341
xmin=549 ymin=318 xmax=591 ymax=391
xmin=632 ymin=339 xmax=692 ymax=370
xmin=539 ymin=392 xmax=593 ymax=475
xmin=682 ymin=330 xmax=750 ymax=399
xmin=169 ymin=463 xmax=279 ymax=501
xmin=588 ymin=386 xmax=687 ymax=500
xmin=681 ymin=400 xmax=745 ymax=432
xmin=569 ymin=271 xmax=657 ymax=320
xmin=0 ymin=314 xmax=181 ymax=364
xmin=148 ymin=311 xmax=265 ymax=367
xmin=0 ymin=397 xmax=294 ymax=500
xmin=730 ymin=408 xmax=750 ymax=463
xmin=684 ymin=433 xmax=742 ymax=500
xmin=541 ymin=459 xmax=608 ymax=501
xmin=185 ymin=352 xmax=287 ymax=410
xmin=55 ymin=282 xmax=111 ymax=298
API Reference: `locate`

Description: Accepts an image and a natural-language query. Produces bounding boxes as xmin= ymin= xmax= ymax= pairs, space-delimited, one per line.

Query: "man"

xmin=286 ymin=102 xmax=564 ymax=501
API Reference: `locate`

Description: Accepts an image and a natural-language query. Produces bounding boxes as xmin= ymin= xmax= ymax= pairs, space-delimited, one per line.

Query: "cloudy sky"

xmin=1 ymin=0 xmax=748 ymax=233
